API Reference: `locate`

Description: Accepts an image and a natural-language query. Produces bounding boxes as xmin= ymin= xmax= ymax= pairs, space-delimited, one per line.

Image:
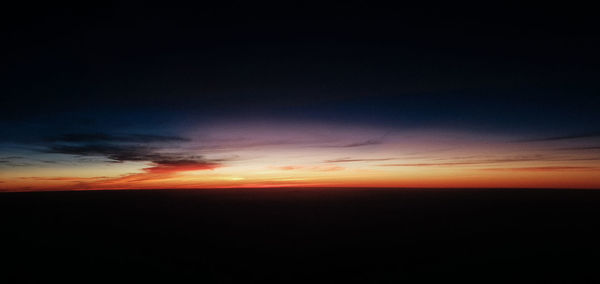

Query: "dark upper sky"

xmin=2 ymin=1 xmax=599 ymax=136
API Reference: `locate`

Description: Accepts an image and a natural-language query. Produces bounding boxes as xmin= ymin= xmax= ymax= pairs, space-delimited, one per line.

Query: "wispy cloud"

xmin=479 ymin=166 xmax=598 ymax=172
xmin=19 ymin=176 xmax=110 ymax=181
xmin=17 ymin=160 xmax=222 ymax=190
xmin=143 ymin=159 xmax=220 ymax=174
xmin=276 ymin=166 xmax=304 ymax=170
xmin=0 ymin=156 xmax=29 ymax=167
xmin=271 ymin=165 xmax=345 ymax=172
xmin=515 ymin=131 xmax=600 ymax=142
xmin=0 ymin=160 xmax=30 ymax=167
xmin=555 ymin=146 xmax=600 ymax=151
xmin=379 ymin=155 xmax=547 ymax=167
xmin=379 ymin=154 xmax=600 ymax=167
xmin=1 ymin=156 xmax=24 ymax=159
xmin=324 ymin=157 xmax=396 ymax=163
xmin=337 ymin=139 xmax=383 ymax=147
xmin=322 ymin=132 xmax=390 ymax=148
xmin=380 ymin=162 xmax=476 ymax=167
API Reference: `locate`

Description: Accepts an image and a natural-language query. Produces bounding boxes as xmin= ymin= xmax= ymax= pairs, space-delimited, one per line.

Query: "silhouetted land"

xmin=2 ymin=188 xmax=600 ymax=283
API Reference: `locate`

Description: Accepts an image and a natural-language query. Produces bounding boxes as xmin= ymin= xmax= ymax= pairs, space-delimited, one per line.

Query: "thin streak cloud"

xmin=479 ymin=166 xmax=599 ymax=172
xmin=324 ymin=158 xmax=396 ymax=163
xmin=515 ymin=131 xmax=600 ymax=142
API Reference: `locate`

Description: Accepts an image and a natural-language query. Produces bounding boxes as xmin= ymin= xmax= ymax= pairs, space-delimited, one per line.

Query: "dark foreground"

xmin=2 ymin=188 xmax=600 ymax=283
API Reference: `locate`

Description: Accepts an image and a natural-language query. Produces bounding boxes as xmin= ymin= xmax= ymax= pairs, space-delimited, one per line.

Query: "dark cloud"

xmin=0 ymin=157 xmax=28 ymax=167
xmin=0 ymin=162 xmax=30 ymax=167
xmin=0 ymin=156 xmax=30 ymax=167
xmin=46 ymin=133 xmax=189 ymax=143
xmin=45 ymin=143 xmax=224 ymax=171
xmin=40 ymin=130 xmax=210 ymax=166
xmin=516 ymin=131 xmax=600 ymax=142
xmin=46 ymin=144 xmax=159 ymax=162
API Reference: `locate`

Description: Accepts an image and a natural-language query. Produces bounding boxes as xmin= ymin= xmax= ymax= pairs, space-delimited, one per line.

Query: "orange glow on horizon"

xmin=2 ymin=125 xmax=600 ymax=191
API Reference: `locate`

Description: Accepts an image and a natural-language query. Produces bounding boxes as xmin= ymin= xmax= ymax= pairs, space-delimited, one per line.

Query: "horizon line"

xmin=2 ymin=186 xmax=600 ymax=194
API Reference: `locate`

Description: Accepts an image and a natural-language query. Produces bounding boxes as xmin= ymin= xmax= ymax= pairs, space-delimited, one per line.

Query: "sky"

xmin=1 ymin=2 xmax=600 ymax=191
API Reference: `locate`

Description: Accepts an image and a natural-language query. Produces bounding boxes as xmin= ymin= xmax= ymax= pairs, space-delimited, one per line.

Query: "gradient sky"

xmin=2 ymin=2 xmax=600 ymax=191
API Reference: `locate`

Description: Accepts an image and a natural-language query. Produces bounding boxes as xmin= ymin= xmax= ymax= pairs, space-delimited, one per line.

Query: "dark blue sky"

xmin=2 ymin=1 xmax=599 ymax=142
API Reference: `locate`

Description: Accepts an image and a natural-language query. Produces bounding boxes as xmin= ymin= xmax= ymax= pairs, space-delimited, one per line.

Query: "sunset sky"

xmin=2 ymin=2 xmax=599 ymax=191
xmin=2 ymin=114 xmax=599 ymax=191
